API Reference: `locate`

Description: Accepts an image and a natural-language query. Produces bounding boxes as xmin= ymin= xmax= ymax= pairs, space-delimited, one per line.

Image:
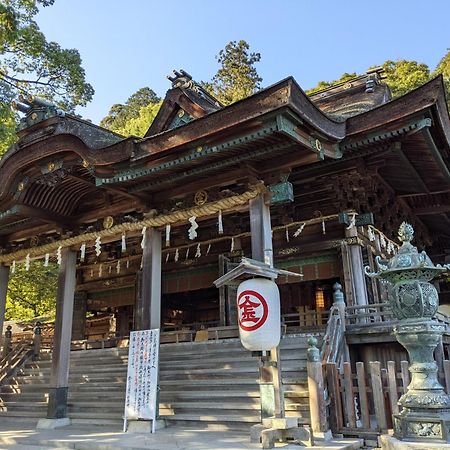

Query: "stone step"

xmin=161 ymin=413 xmax=259 ymax=423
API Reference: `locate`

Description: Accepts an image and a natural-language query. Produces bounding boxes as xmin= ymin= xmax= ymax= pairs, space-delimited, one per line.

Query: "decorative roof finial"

xmin=398 ymin=222 xmax=414 ymax=244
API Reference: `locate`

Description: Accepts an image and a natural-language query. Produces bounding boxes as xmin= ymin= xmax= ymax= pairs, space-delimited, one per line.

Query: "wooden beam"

xmin=393 ymin=143 xmax=429 ymax=193
xmin=17 ymin=205 xmax=71 ymax=228
xmin=414 ymin=205 xmax=450 ymax=216
xmin=67 ymin=174 xmax=150 ymax=204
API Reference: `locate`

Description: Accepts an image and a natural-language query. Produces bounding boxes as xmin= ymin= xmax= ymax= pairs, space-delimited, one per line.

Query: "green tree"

xmin=205 ymin=40 xmax=262 ymax=105
xmin=306 ymin=72 xmax=357 ymax=95
xmin=0 ymin=0 xmax=94 ymax=155
xmin=381 ymin=60 xmax=430 ymax=98
xmin=119 ymin=101 xmax=162 ymax=137
xmin=100 ymin=87 xmax=160 ymax=134
xmin=307 ymin=60 xmax=431 ymax=99
xmin=6 ymin=261 xmax=58 ymax=320
xmin=433 ymin=49 xmax=450 ymax=105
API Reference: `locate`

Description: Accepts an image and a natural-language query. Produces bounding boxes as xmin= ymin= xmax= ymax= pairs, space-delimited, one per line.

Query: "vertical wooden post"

xmin=3 ymin=325 xmax=12 ymax=358
xmin=137 ymin=228 xmax=162 ymax=330
xmin=369 ymin=361 xmax=387 ymax=431
xmin=249 ymin=193 xmax=273 ymax=266
xmin=343 ymin=362 xmax=356 ymax=428
xmin=249 ymin=192 xmax=279 ymax=419
xmin=356 ymin=362 xmax=370 ymax=429
xmin=326 ymin=362 xmax=343 ymax=431
xmin=345 ymin=227 xmax=369 ymax=306
xmin=218 ymin=255 xmax=227 ymax=326
xmin=387 ymin=361 xmax=399 ymax=415
xmin=307 ymin=337 xmax=329 ymax=435
xmin=47 ymin=249 xmax=77 ymax=420
xmin=0 ymin=265 xmax=10 ymax=350
xmin=33 ymin=321 xmax=43 ymax=360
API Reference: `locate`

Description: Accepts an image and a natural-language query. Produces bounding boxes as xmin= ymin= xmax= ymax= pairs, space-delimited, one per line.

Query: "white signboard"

xmin=123 ymin=329 xmax=160 ymax=432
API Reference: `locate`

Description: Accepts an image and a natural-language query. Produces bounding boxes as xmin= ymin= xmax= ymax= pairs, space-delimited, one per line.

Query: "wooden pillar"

xmin=0 ymin=265 xmax=10 ymax=349
xmin=71 ymin=292 xmax=87 ymax=341
xmin=345 ymin=227 xmax=369 ymax=306
xmin=47 ymin=249 xmax=77 ymax=419
xmin=249 ymin=193 xmax=273 ymax=266
xmin=136 ymin=228 xmax=162 ymax=330
xmin=249 ymin=192 xmax=282 ymax=420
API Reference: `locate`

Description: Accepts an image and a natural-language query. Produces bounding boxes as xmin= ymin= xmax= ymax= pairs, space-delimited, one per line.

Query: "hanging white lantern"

xmin=236 ymin=278 xmax=280 ymax=351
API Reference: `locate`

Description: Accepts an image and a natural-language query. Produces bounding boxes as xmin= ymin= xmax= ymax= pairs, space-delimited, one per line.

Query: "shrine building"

xmin=0 ymin=69 xmax=449 ymax=433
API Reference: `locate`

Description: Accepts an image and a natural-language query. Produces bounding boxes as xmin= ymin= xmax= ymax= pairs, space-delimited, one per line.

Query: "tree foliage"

xmin=381 ymin=60 xmax=430 ymax=98
xmin=6 ymin=261 xmax=58 ymax=321
xmin=306 ymin=72 xmax=357 ymax=95
xmin=204 ymin=40 xmax=262 ymax=105
xmin=0 ymin=0 xmax=94 ymax=156
xmin=1 ymin=1 xmax=93 ymax=320
xmin=434 ymin=49 xmax=450 ymax=105
xmin=99 ymin=87 xmax=161 ymax=135
xmin=306 ymin=59 xmax=440 ymax=101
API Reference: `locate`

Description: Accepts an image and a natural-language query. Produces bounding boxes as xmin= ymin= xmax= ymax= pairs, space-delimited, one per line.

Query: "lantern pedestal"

xmin=250 ymin=417 xmax=313 ymax=448
xmin=392 ymin=319 xmax=450 ymax=443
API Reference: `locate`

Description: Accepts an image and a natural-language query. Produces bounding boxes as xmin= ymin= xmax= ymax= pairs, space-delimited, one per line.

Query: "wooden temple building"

xmin=0 ymin=69 xmax=449 ymax=436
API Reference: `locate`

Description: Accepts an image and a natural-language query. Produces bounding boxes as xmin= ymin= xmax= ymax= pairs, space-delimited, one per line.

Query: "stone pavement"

xmin=0 ymin=421 xmax=363 ymax=450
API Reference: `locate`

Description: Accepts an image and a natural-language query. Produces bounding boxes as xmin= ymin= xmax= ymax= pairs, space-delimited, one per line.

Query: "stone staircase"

xmin=0 ymin=333 xmax=321 ymax=429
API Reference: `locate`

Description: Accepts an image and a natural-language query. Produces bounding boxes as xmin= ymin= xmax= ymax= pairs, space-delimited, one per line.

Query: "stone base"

xmin=379 ymin=434 xmax=450 ymax=449
xmin=36 ymin=418 xmax=71 ymax=429
xmin=393 ymin=409 xmax=450 ymax=442
xmin=125 ymin=419 xmax=166 ymax=433
xmin=314 ymin=429 xmax=333 ymax=442
xmin=251 ymin=417 xmax=313 ymax=448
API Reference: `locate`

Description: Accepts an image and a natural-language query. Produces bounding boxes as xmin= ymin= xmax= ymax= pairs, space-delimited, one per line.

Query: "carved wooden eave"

xmin=145 ymin=85 xmax=222 ymax=137
xmin=0 ymin=113 xmax=142 ymax=244
xmin=136 ymin=77 xmax=346 ymax=157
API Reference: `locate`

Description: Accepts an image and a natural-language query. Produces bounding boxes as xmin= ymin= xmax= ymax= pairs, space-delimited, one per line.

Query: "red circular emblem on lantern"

xmin=237 ymin=290 xmax=269 ymax=331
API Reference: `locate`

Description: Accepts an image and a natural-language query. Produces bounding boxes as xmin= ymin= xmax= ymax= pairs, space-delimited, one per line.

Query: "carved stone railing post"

xmin=33 ymin=321 xmax=42 ymax=360
xmin=3 ymin=325 xmax=12 ymax=359
xmin=366 ymin=223 xmax=450 ymax=443
xmin=307 ymin=336 xmax=331 ymax=441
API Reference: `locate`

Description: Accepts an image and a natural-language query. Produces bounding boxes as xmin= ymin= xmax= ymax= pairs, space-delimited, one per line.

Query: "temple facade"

xmin=0 ymin=69 xmax=449 ymax=434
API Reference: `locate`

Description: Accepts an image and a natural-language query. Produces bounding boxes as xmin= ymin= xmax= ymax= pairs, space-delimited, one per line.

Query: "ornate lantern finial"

xmin=398 ymin=221 xmax=414 ymax=243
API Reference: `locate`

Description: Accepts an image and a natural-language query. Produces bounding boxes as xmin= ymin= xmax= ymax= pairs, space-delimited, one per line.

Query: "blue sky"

xmin=37 ymin=0 xmax=449 ymax=124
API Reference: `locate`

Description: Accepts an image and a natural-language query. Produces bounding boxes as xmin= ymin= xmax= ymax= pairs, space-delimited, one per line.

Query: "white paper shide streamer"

xmin=195 ymin=243 xmax=201 ymax=258
xmin=165 ymin=225 xmax=171 ymax=247
xmin=188 ymin=216 xmax=198 ymax=240
xmin=218 ymin=210 xmax=223 ymax=235
xmin=346 ymin=213 xmax=356 ymax=230
xmin=11 ymin=260 xmax=16 ymax=274
xmin=293 ymin=223 xmax=305 ymax=238
xmin=80 ymin=243 xmax=86 ymax=262
xmin=57 ymin=246 xmax=62 ymax=266
xmin=25 ymin=254 xmax=30 ymax=271
xmin=141 ymin=227 xmax=147 ymax=250
xmin=95 ymin=237 xmax=102 ymax=257
xmin=44 ymin=253 xmax=49 ymax=267
xmin=121 ymin=234 xmax=127 ymax=252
